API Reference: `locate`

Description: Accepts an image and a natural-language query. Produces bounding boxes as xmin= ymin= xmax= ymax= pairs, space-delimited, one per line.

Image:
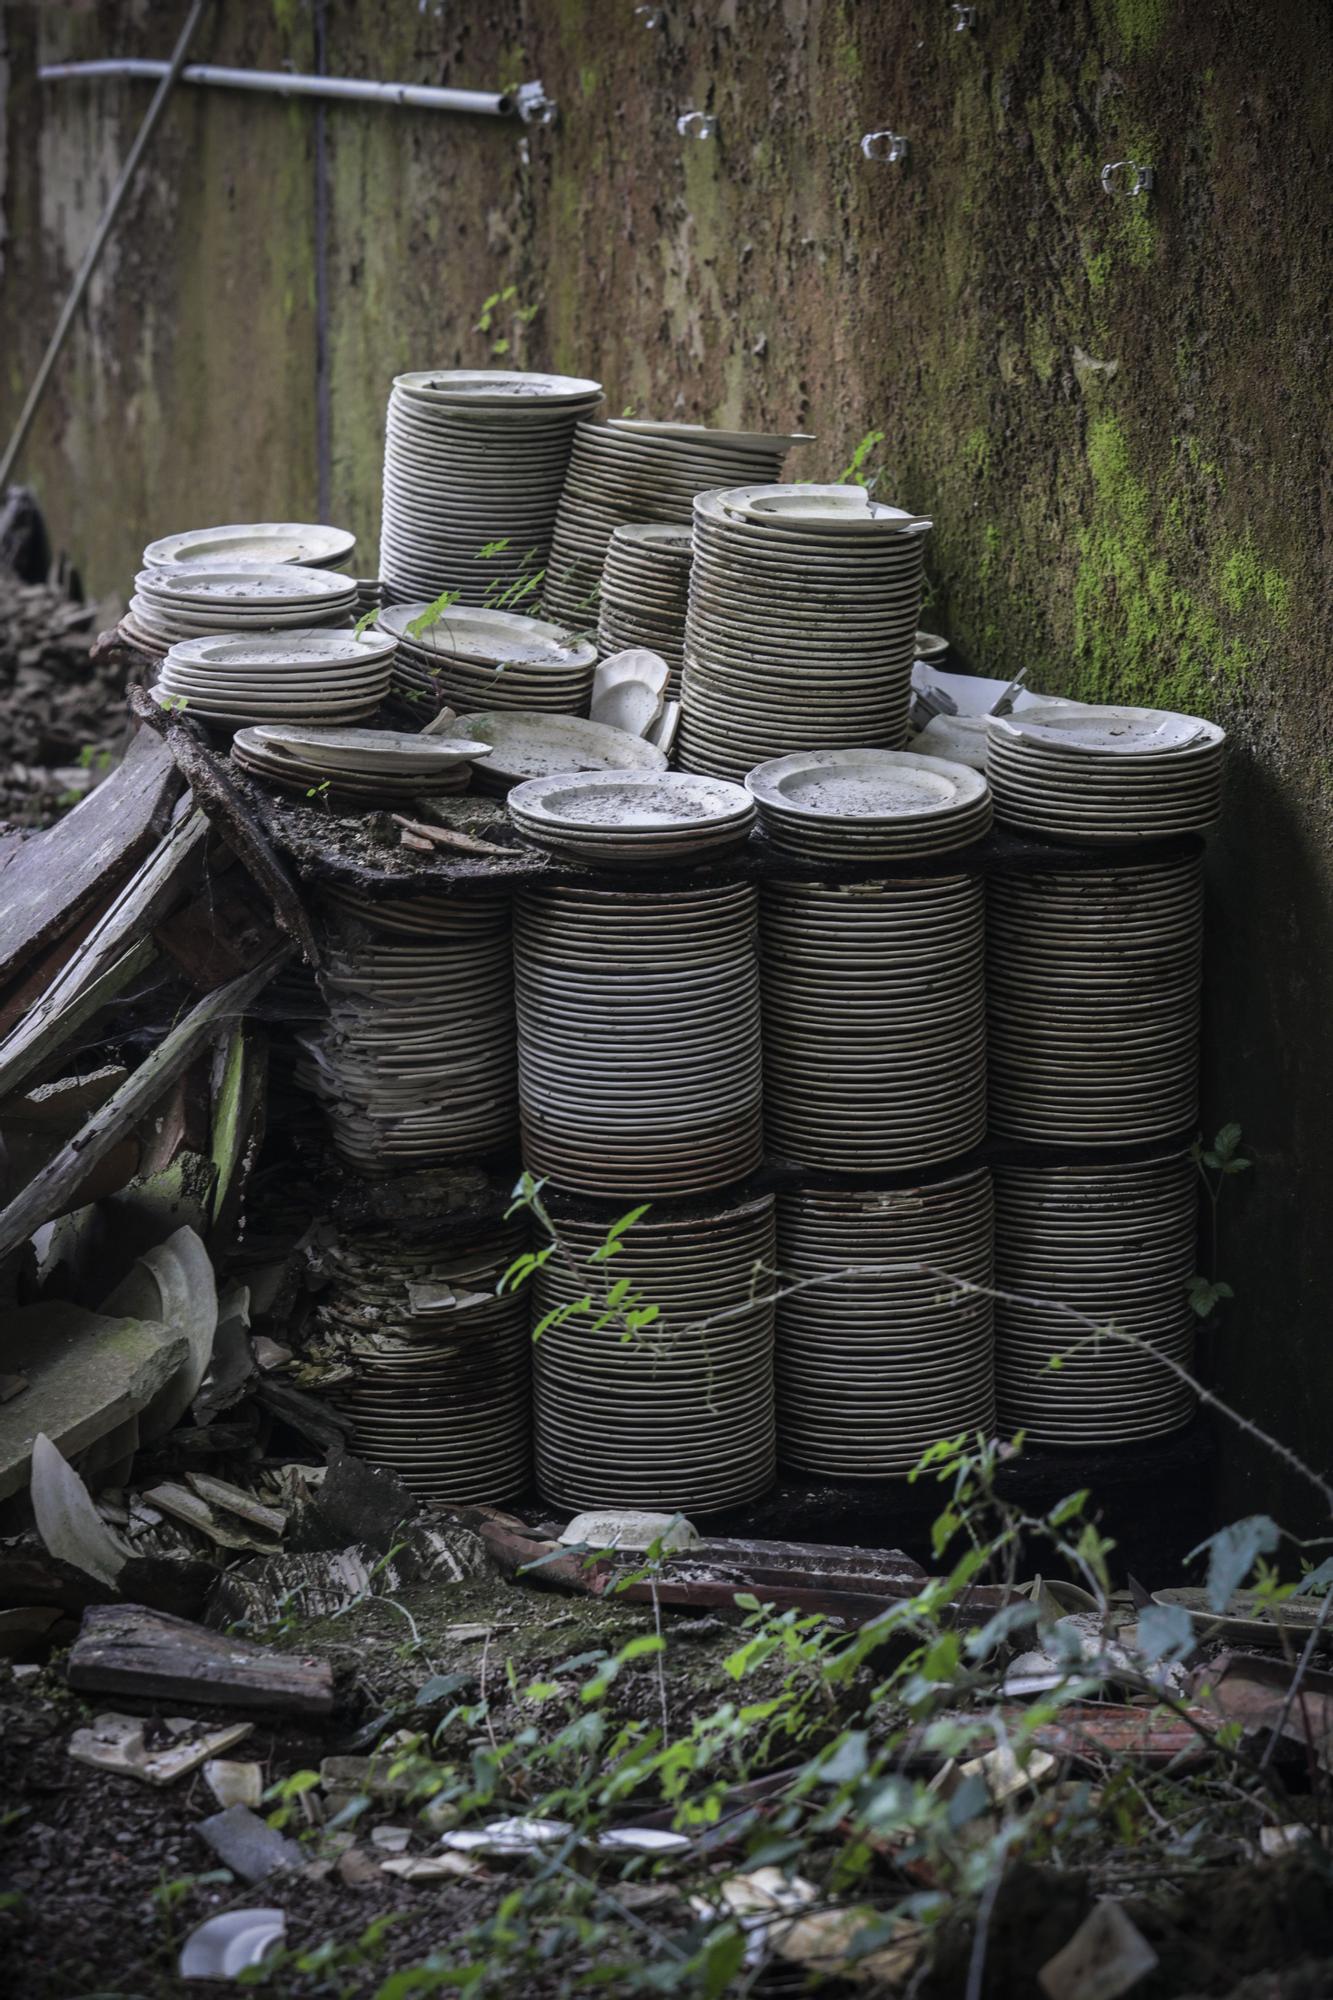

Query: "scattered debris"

xmin=66 ymin=1602 xmax=334 ymax=1714
xmin=381 ymin=1851 xmax=483 ymax=1881
xmin=197 ymin=1802 xmax=303 ymax=1882
xmin=30 ymin=1432 xmax=128 ymax=1587
xmin=0 ymin=1305 xmax=187 ymax=1501
xmin=441 ymin=1817 xmax=575 ymax=1857
xmin=559 ymin=1508 xmax=699 ymax=1552
xmin=178 ymin=1906 xmax=287 ymax=1981
xmin=68 ymin=1710 xmax=252 ymax=1786
xmin=1038 ymin=1897 xmax=1158 ymax=2000
xmin=203 ymin=1756 xmax=265 ymax=1808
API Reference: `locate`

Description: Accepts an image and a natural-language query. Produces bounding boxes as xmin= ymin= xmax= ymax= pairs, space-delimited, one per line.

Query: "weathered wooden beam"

xmin=67 ymin=1603 xmax=334 ymax=1714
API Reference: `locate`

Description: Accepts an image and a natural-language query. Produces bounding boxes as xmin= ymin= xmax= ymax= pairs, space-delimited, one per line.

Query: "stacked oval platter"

xmin=231 ymin=724 xmax=487 ymax=803
xmin=532 ymin=1194 xmax=776 ymax=1514
xmin=987 ymin=703 xmax=1225 ymax=842
xmin=454 ymin=710 xmax=666 ymax=795
xmin=123 ymin=565 xmax=357 ymax=654
xmin=156 ymin=629 xmax=397 ymax=728
xmin=379 ymin=602 xmax=598 ymax=720
xmin=746 ymin=748 xmax=991 ymax=862
xmin=508 ymin=769 xmax=755 ymax=866
xmin=986 ymin=852 xmax=1203 ymax=1143
xmin=993 ymin=1155 xmax=1197 ymax=1442
xmin=681 ymin=485 xmax=927 ymax=780
xmin=597 ymin=523 xmax=693 ymax=696
xmin=545 ymin=418 xmax=805 ymax=625
xmin=379 ymin=369 xmax=603 ymax=606
xmin=514 ymin=881 xmax=763 ymax=1196
xmin=776 ymin=1169 xmax=995 ymax=1477
xmin=142 ymin=520 xmax=356 ymax=573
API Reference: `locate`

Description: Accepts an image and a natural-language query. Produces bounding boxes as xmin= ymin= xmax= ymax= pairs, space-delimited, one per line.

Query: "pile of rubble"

xmin=0 ymin=563 xmax=129 ymax=827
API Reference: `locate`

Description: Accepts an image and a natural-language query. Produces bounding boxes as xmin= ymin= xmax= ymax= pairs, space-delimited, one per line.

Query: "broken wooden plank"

xmin=0 ymin=945 xmax=293 ymax=1262
xmin=0 ymin=1304 xmax=188 ymax=1501
xmin=128 ymin=685 xmax=320 ymax=967
xmin=0 ymin=729 xmax=183 ymax=997
xmin=67 ymin=1603 xmax=334 ymax=1715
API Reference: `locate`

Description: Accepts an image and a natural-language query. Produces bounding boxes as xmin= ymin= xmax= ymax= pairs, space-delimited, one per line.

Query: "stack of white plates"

xmin=746 ymin=749 xmax=992 ymax=861
xmin=508 ymin=769 xmax=754 ymax=866
xmin=761 ymin=875 xmax=987 ymax=1170
xmin=156 ymin=629 xmax=397 ymax=728
xmin=776 ymin=1169 xmax=995 ymax=1476
xmin=597 ymin=523 xmax=693 ymax=697
xmin=545 ymin=419 xmax=805 ymax=625
xmin=379 ymin=369 xmax=603 ymax=607
xmin=379 ymin=602 xmax=598 ymax=720
xmin=986 ymin=854 xmax=1203 ymax=1142
xmin=142 ymin=521 xmax=356 ymax=572
xmin=533 ymin=1194 xmax=776 ymax=1513
xmin=454 ymin=710 xmax=667 ymax=795
xmin=307 ymin=1220 xmax=530 ymax=1502
xmin=514 ymin=881 xmax=763 ymax=1195
xmin=297 ymin=888 xmax=516 ymax=1172
xmin=123 ymin=565 xmax=357 ymax=653
xmin=994 ymin=1156 xmax=1197 ymax=1442
xmin=681 ymin=486 xmax=928 ymax=781
xmin=231 ymin=723 xmax=487 ymax=803
xmin=987 ymin=703 xmax=1226 ymax=842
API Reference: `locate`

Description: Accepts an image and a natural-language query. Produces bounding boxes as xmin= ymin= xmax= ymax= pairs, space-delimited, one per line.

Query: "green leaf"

xmin=1137 ymin=1603 xmax=1196 ymax=1663
xmin=415 ymin=1672 xmax=474 ymax=1707
xmin=700 ymin=1925 xmax=747 ymax=1998
xmin=1186 ymin=1275 xmax=1233 ymax=1319
xmin=1188 ymin=1514 xmax=1280 ymax=1611
xmin=353 ymin=606 xmax=381 ymax=637
xmin=1213 ymin=1122 xmax=1243 ymax=1161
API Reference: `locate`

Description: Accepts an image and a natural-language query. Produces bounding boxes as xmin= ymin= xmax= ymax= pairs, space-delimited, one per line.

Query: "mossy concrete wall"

xmin=3 ymin=1 xmax=1331 ymax=1530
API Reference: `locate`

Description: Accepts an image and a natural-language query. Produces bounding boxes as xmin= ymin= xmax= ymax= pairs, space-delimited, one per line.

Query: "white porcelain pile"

xmin=597 ymin=523 xmax=693 ymax=696
xmin=453 ymin=709 xmax=666 ymax=795
xmin=532 ymin=1194 xmax=776 ymax=1513
xmin=155 ymin=629 xmax=397 ymax=729
xmin=508 ymin=769 xmax=754 ymax=867
xmin=680 ymin=486 xmax=928 ymax=781
xmin=231 ymin=723 xmax=486 ymax=802
xmin=379 ymin=603 xmax=597 ymax=720
xmin=123 ymin=565 xmax=357 ymax=656
xmin=746 ymin=748 xmax=992 ymax=862
xmin=297 ymin=888 xmax=516 ymax=1172
xmin=308 ymin=1220 xmax=530 ymax=1501
xmin=379 ymin=370 xmax=603 ymax=607
xmin=986 ymin=853 xmax=1203 ymax=1143
xmin=993 ymin=1155 xmax=1197 ymax=1442
xmin=142 ymin=521 xmax=357 ymax=572
xmin=545 ymin=419 xmax=803 ymax=625
xmin=514 ymin=881 xmax=763 ymax=1195
xmin=776 ymin=1169 xmax=995 ymax=1476
xmin=760 ymin=875 xmax=987 ymax=1171
xmin=987 ymin=703 xmax=1226 ymax=842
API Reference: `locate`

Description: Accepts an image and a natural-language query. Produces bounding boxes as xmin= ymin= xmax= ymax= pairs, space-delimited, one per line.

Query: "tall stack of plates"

xmin=761 ymin=875 xmax=987 ymax=1170
xmin=532 ymin=1194 xmax=776 ymax=1513
xmin=231 ymin=724 xmax=485 ymax=803
xmin=379 ymin=603 xmax=598 ymax=720
xmin=986 ymin=853 xmax=1203 ymax=1143
xmin=993 ymin=1155 xmax=1197 ymax=1442
xmin=297 ymin=888 xmax=516 ymax=1172
xmin=122 ymin=565 xmax=357 ymax=654
xmin=514 ymin=881 xmax=763 ymax=1195
xmin=142 ymin=521 xmax=356 ymax=574
xmin=508 ymin=769 xmax=754 ymax=866
xmin=156 ymin=629 xmax=397 ymax=728
xmin=597 ymin=524 xmax=693 ymax=697
xmin=987 ymin=704 xmax=1226 ymax=842
xmin=776 ymin=1169 xmax=995 ymax=1476
xmin=307 ymin=1219 xmax=530 ymax=1502
xmin=379 ymin=370 xmax=603 ymax=607
xmin=746 ymin=748 xmax=992 ymax=861
xmin=544 ymin=419 xmax=804 ymax=626
xmin=680 ymin=486 xmax=928 ymax=781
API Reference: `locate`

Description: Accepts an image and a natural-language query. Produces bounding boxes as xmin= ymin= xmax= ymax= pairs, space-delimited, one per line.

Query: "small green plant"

xmin=354 ymin=605 xmax=382 ymax=638
xmin=475 ymin=284 xmax=541 ymax=356
xmin=406 ymin=588 xmax=462 ymax=639
xmin=1187 ymin=1121 xmax=1251 ymax=1317
xmin=838 ymin=426 xmax=887 ymax=488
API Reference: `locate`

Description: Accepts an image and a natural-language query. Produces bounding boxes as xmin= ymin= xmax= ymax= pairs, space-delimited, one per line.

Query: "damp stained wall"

xmin=2 ymin=0 xmax=1331 ymax=1532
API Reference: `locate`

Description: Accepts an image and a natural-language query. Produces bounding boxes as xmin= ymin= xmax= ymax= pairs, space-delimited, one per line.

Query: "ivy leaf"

xmin=1189 ymin=1515 xmax=1280 ymax=1611
xmin=1186 ymin=1275 xmax=1233 ymax=1318
xmin=1136 ymin=1603 xmax=1196 ymax=1663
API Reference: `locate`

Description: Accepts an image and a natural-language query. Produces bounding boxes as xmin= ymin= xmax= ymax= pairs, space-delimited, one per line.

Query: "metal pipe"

xmin=39 ymin=58 xmax=519 ymax=118
xmin=1 ymin=0 xmax=211 ymax=490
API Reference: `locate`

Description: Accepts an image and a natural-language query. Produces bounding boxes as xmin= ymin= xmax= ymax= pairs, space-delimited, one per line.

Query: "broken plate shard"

xmin=204 ymin=1757 xmax=265 ymax=1808
xmin=441 ymin=1817 xmax=574 ymax=1856
xmin=100 ymin=1225 xmax=218 ymax=1443
xmin=558 ymin=1510 xmax=699 ymax=1554
xmin=198 ymin=1802 xmax=303 ymax=1883
xmin=1038 ymin=1897 xmax=1158 ymax=2000
xmin=179 ymin=1907 xmax=287 ymax=1981
xmin=69 ymin=1710 xmax=251 ymax=1786
xmin=30 ymin=1433 xmax=128 ymax=1588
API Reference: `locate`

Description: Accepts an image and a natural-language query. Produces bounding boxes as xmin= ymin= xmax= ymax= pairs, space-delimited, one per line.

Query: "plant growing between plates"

xmin=1187 ymin=1121 xmax=1252 ymax=1318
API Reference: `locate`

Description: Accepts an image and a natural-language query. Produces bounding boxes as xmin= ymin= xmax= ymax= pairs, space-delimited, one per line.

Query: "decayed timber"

xmin=67 ymin=1603 xmax=334 ymax=1714
xmin=0 ymin=946 xmax=293 ymax=1262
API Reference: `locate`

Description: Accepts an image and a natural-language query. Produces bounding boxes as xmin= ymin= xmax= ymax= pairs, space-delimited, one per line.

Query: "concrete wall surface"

xmin=2 ymin=0 xmax=1330 ymax=1533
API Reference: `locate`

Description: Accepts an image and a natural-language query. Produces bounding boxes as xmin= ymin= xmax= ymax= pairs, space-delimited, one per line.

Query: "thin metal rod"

xmin=39 ymin=59 xmax=515 ymax=118
xmin=1 ymin=2 xmax=211 ymax=490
